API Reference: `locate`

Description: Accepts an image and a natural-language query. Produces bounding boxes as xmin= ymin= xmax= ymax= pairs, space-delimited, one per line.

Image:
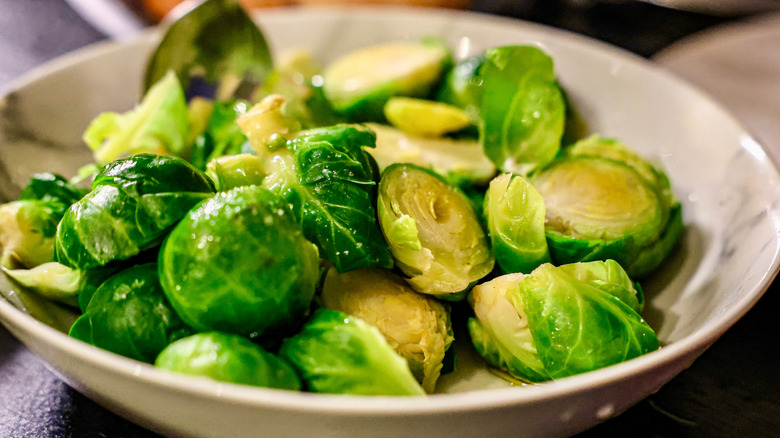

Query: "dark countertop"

xmin=0 ymin=1 xmax=778 ymax=437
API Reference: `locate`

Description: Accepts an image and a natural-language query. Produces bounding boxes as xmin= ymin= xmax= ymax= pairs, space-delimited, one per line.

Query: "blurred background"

xmin=1 ymin=0 xmax=779 ymax=437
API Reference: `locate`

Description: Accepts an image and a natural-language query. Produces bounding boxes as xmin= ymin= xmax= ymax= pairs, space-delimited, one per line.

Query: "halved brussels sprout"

xmin=69 ymin=263 xmax=193 ymax=363
xmin=155 ymin=332 xmax=301 ymax=390
xmin=320 ymin=267 xmax=454 ymax=393
xmin=383 ymin=97 xmax=471 ymax=137
xmin=468 ymin=260 xmax=658 ymax=382
xmin=279 ymin=308 xmax=425 ymax=396
xmin=366 ymin=123 xmax=496 ymax=186
xmin=485 ymin=173 xmax=551 ymax=274
xmin=377 ymin=163 xmax=494 ymax=298
xmin=532 ymin=142 xmax=681 ymax=277
xmin=159 ymin=185 xmax=319 ymax=338
xmin=55 ymin=154 xmax=215 ymax=270
xmin=322 ymin=41 xmax=450 ymax=121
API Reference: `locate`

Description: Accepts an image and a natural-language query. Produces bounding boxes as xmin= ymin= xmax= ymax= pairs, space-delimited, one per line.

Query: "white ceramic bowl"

xmin=2 ymin=7 xmax=780 ymax=438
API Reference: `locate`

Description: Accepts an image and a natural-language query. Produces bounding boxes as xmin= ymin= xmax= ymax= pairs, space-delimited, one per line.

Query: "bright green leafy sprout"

xmin=159 ymin=185 xmax=319 ymax=338
xmin=55 ymin=154 xmax=215 ymax=270
xmin=155 ymin=332 xmax=301 ymax=390
xmin=479 ymin=45 xmax=565 ymax=176
xmin=260 ymin=124 xmax=393 ymax=273
xmin=322 ymin=40 xmax=451 ymax=122
xmin=190 ymin=99 xmax=249 ymax=170
xmin=320 ymin=267 xmax=454 ymax=393
xmin=485 ymin=173 xmax=551 ymax=274
xmin=205 ymin=153 xmax=265 ymax=191
xmin=69 ymin=263 xmax=193 ymax=363
xmin=84 ymin=71 xmax=189 ymax=165
xmin=468 ymin=260 xmax=658 ymax=382
xmin=279 ymin=308 xmax=425 ymax=396
xmin=377 ymin=163 xmax=494 ymax=299
xmin=366 ymin=123 xmax=496 ymax=187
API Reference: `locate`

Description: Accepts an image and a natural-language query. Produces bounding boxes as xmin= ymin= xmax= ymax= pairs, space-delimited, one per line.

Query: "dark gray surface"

xmin=0 ymin=0 xmax=778 ymax=437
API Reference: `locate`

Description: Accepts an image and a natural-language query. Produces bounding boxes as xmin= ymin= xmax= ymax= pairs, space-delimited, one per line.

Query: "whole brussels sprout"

xmin=377 ymin=163 xmax=494 ymax=299
xmin=55 ymin=154 xmax=215 ymax=270
xmin=468 ymin=260 xmax=658 ymax=382
xmin=68 ymin=263 xmax=193 ymax=363
xmin=320 ymin=267 xmax=454 ymax=393
xmin=155 ymin=332 xmax=301 ymax=390
xmin=158 ymin=185 xmax=319 ymax=338
xmin=279 ymin=308 xmax=425 ymax=396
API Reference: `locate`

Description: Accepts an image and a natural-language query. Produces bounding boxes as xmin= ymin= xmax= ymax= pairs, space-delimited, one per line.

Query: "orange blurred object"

xmin=141 ymin=0 xmax=469 ymax=22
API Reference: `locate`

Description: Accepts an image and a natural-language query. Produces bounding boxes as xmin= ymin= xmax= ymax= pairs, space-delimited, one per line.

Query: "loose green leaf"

xmin=479 ymin=46 xmax=565 ymax=175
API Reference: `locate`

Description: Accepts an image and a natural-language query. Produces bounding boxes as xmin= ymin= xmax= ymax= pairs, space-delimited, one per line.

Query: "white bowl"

xmin=2 ymin=6 xmax=780 ymax=438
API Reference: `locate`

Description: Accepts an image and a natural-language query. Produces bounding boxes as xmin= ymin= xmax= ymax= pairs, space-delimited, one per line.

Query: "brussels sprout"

xmin=366 ymin=123 xmax=496 ymax=186
xmin=159 ymin=185 xmax=319 ymax=338
xmin=155 ymin=332 xmax=301 ymax=390
xmin=377 ymin=163 xmax=494 ymax=298
xmin=383 ymin=97 xmax=471 ymax=137
xmin=479 ymin=46 xmax=565 ymax=175
xmin=468 ymin=260 xmax=658 ymax=382
xmin=485 ymin=173 xmax=551 ymax=274
xmin=55 ymin=154 xmax=215 ymax=270
xmin=261 ymin=125 xmax=393 ymax=273
xmin=84 ymin=71 xmax=189 ymax=165
xmin=322 ymin=41 xmax=451 ymax=121
xmin=69 ymin=263 xmax=193 ymax=363
xmin=189 ymin=99 xmax=249 ymax=170
xmin=205 ymin=153 xmax=265 ymax=191
xmin=558 ymin=135 xmax=684 ymax=277
xmin=279 ymin=308 xmax=425 ymax=396
xmin=320 ymin=267 xmax=454 ymax=393
xmin=531 ymin=152 xmax=675 ymax=276
xmin=0 ymin=200 xmax=65 ymax=269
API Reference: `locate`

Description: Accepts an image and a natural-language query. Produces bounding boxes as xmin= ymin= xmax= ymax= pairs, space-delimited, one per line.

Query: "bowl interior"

xmin=1 ymin=3 xmax=779 ymax=420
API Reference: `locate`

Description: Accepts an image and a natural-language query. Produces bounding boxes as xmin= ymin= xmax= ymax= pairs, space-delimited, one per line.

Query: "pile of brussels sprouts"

xmin=0 ymin=0 xmax=683 ymax=396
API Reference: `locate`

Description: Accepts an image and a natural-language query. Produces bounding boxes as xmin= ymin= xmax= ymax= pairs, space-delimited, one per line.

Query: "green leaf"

xmin=479 ymin=46 xmax=565 ymax=175
xmin=84 ymin=71 xmax=189 ymax=165
xmin=263 ymin=125 xmax=392 ymax=273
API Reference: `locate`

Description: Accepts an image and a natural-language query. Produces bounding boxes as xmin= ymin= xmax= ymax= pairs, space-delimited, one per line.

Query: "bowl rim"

xmin=2 ymin=4 xmax=780 ymax=417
